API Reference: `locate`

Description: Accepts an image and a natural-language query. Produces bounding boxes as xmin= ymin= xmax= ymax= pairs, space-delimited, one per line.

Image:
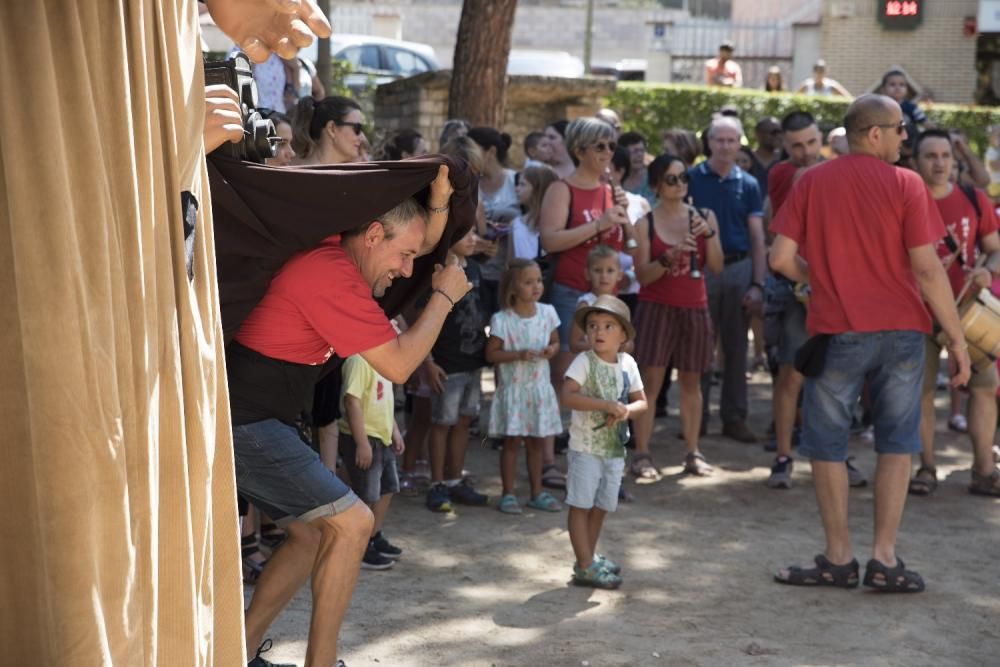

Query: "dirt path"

xmin=259 ymin=372 xmax=1000 ymax=666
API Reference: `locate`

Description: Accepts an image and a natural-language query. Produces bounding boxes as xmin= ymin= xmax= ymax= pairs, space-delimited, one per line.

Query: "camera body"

xmin=204 ymin=52 xmax=278 ymax=163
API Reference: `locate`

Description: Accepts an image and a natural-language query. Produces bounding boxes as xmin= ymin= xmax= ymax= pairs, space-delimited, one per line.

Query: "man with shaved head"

xmin=769 ymin=94 xmax=970 ymax=593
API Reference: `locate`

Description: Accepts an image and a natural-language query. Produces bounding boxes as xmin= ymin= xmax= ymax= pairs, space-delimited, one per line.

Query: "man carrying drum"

xmin=911 ymin=129 xmax=1000 ymax=497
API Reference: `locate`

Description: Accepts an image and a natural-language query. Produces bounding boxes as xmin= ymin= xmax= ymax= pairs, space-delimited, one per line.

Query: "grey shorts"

xmin=431 ymin=369 xmax=482 ymax=425
xmin=339 ymin=436 xmax=400 ymax=504
xmin=233 ymin=418 xmax=359 ymax=527
xmin=764 ymin=277 xmax=809 ymax=366
xmin=565 ymin=450 xmax=625 ymax=512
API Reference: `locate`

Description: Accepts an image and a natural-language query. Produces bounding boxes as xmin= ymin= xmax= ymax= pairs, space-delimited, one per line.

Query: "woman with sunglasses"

xmin=290 ymin=95 xmax=365 ymax=165
xmin=630 ymin=154 xmax=723 ymax=481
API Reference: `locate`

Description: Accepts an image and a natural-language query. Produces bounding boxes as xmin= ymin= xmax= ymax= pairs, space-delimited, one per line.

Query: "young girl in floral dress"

xmin=486 ymin=259 xmax=564 ymax=514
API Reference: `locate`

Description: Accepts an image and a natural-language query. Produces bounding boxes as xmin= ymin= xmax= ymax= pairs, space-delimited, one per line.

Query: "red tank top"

xmin=638 ymin=211 xmax=708 ymax=309
xmin=553 ymin=182 xmax=623 ymax=291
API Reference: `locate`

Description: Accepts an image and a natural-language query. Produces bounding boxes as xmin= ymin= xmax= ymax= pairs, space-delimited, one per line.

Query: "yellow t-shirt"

xmin=337 ymin=355 xmax=394 ymax=445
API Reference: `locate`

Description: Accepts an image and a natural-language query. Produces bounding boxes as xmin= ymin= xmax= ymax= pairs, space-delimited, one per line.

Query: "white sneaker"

xmin=948 ymin=414 xmax=968 ymax=433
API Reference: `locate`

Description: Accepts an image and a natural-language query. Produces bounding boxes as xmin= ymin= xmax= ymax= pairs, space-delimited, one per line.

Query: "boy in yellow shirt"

xmin=339 ymin=354 xmax=406 ymax=569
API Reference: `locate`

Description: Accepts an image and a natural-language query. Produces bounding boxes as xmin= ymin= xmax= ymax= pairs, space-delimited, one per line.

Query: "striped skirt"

xmin=633 ymin=300 xmax=714 ymax=372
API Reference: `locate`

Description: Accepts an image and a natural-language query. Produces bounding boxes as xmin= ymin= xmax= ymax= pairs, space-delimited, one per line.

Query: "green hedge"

xmin=608 ymin=82 xmax=1000 ymax=153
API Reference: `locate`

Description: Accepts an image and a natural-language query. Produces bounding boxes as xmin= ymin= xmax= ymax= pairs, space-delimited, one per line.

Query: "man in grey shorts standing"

xmin=227 ymin=186 xmax=470 ymax=665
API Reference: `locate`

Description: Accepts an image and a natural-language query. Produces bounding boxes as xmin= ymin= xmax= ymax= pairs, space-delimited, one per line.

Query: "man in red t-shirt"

xmin=228 ymin=174 xmax=472 ymax=665
xmin=912 ymin=129 xmax=1000 ymax=498
xmin=769 ymin=95 xmax=970 ymax=593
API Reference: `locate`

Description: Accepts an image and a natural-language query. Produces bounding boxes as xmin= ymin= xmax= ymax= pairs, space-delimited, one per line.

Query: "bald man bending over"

xmin=769 ymin=95 xmax=970 ymax=593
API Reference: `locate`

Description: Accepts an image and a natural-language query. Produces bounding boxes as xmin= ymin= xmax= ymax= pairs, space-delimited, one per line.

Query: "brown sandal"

xmin=969 ymin=468 xmax=1000 ymax=497
xmin=683 ymin=452 xmax=714 ymax=476
xmin=908 ymin=465 xmax=937 ymax=496
xmin=629 ymin=453 xmax=661 ymax=481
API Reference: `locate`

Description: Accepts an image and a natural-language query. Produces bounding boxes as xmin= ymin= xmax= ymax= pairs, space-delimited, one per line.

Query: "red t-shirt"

xmin=933 ymin=186 xmax=998 ymax=296
xmin=553 ymin=183 xmax=623 ymax=292
xmin=772 ymin=154 xmax=945 ymax=335
xmin=638 ymin=213 xmax=708 ymax=309
xmin=235 ymin=235 xmax=397 ymax=364
xmin=767 ymin=160 xmax=799 ymax=216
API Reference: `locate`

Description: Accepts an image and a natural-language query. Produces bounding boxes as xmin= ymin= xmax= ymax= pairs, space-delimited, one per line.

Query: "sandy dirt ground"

xmin=255 ymin=370 xmax=1000 ymax=667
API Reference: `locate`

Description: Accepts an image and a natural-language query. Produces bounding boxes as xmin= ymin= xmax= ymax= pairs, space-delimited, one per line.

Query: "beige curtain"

xmin=0 ymin=1 xmax=244 ymax=664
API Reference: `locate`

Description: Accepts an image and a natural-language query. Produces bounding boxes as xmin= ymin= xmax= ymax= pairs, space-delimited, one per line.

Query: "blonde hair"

xmin=565 ymin=117 xmax=615 ymax=166
xmin=586 ymin=244 xmax=620 ymax=269
xmin=519 ymin=166 xmax=559 ymax=231
xmin=499 ymin=258 xmax=539 ymax=310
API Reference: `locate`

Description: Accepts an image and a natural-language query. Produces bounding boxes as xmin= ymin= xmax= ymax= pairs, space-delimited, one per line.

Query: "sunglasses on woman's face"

xmin=335 ymin=121 xmax=365 ymax=136
xmin=662 ymin=172 xmax=690 ymax=186
xmin=589 ymin=141 xmax=617 ymax=153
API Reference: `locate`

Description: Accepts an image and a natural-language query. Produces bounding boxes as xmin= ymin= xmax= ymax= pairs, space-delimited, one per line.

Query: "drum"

xmin=937 ymin=288 xmax=1000 ymax=373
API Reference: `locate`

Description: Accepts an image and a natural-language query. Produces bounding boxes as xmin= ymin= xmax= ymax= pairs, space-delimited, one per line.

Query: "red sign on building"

xmin=877 ymin=0 xmax=923 ymax=30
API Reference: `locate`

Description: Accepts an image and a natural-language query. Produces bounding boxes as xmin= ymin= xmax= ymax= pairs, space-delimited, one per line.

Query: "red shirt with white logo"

xmin=772 ymin=154 xmax=945 ymax=335
xmin=553 ymin=182 xmax=623 ymax=292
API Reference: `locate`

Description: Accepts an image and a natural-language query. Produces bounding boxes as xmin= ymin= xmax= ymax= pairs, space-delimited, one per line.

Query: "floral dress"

xmin=488 ymin=304 xmax=563 ymax=438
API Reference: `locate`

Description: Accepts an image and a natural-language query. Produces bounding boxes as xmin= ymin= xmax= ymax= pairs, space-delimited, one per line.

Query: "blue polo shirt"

xmin=687 ymin=161 xmax=764 ymax=256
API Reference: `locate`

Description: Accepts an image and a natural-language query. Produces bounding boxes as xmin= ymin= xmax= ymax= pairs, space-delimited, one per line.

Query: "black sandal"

xmin=241 ymin=535 xmax=266 ymax=585
xmin=259 ymin=522 xmax=287 ymax=550
xmin=908 ymin=465 xmax=937 ymax=496
xmin=863 ymin=558 xmax=925 ymax=593
xmin=774 ymin=554 xmax=860 ymax=588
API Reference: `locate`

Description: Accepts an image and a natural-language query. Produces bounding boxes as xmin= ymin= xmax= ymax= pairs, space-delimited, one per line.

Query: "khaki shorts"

xmin=921 ymin=336 xmax=999 ymax=393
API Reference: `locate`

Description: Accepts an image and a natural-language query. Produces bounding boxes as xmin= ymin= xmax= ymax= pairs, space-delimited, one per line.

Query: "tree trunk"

xmin=316 ymin=0 xmax=331 ymax=94
xmin=448 ymin=0 xmax=518 ymax=127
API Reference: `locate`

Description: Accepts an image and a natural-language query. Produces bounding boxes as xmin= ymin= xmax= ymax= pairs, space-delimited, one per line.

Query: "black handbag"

xmin=794 ymin=334 xmax=832 ymax=378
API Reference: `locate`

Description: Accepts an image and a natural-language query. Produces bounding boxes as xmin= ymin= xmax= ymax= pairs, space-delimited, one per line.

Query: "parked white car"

xmin=506 ymin=49 xmax=586 ymax=78
xmin=300 ymin=34 xmax=441 ymax=91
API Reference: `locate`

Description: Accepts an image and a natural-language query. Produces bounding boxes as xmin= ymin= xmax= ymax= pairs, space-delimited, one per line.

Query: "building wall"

xmin=819 ymin=0 xmax=978 ymax=103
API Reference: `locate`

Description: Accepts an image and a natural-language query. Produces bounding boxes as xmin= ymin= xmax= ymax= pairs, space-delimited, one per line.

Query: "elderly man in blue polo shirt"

xmin=689 ymin=116 xmax=766 ymax=443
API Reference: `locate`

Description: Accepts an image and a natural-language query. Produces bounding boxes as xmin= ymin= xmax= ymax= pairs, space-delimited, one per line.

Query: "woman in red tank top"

xmin=629 ymin=154 xmax=723 ymax=480
xmin=539 ymin=117 xmax=638 ymax=382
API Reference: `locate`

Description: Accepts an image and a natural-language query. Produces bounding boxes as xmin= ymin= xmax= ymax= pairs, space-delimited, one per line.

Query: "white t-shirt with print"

xmin=565 ymin=350 xmax=644 ymax=459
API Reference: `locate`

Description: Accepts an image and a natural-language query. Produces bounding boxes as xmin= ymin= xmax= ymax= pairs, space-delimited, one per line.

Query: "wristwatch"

xmin=749 ymin=281 xmax=764 ymax=292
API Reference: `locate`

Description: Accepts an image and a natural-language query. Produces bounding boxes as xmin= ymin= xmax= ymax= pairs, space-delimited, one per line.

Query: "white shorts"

xmin=565 ymin=450 xmax=625 ymax=512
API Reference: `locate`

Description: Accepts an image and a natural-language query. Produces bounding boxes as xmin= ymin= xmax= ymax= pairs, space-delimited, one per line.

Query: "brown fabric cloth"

xmin=0 ymin=1 xmax=243 ymax=665
xmin=208 ymin=155 xmax=477 ymax=343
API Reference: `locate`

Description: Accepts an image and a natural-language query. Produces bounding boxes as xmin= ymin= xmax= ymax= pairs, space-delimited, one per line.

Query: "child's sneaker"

xmin=398 ymin=471 xmax=419 ymax=497
xmin=526 ymin=491 xmax=562 ymax=512
xmin=414 ymin=459 xmax=431 ymax=483
xmin=372 ymin=531 xmax=402 ymax=559
xmin=361 ymin=540 xmax=394 ymax=570
xmin=449 ymin=479 xmax=489 ymax=506
xmin=425 ymin=483 xmax=454 ymax=513
xmin=846 ymin=457 xmax=868 ymax=488
xmin=594 ymin=554 xmax=621 ymax=575
xmin=497 ymin=493 xmax=522 ymax=514
xmin=572 ymin=561 xmax=622 ymax=590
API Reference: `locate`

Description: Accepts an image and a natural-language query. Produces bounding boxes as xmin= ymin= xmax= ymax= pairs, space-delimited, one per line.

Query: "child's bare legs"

xmin=501 ymin=437 xmax=522 ymax=495
xmin=444 ymin=415 xmax=474 ymax=480
xmin=526 ymin=437 xmax=545 ymax=497
xmin=568 ymin=506 xmax=607 ymax=569
xmin=370 ymin=492 xmax=393 ymax=537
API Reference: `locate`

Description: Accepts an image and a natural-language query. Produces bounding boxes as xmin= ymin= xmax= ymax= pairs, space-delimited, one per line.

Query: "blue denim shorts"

xmin=800 ymin=331 xmax=925 ymax=462
xmin=549 ymin=281 xmax=584 ymax=351
xmin=431 ymin=369 xmax=482 ymax=425
xmin=339 ymin=436 xmax=400 ymax=504
xmin=566 ymin=449 xmax=625 ymax=512
xmin=233 ymin=418 xmax=358 ymax=526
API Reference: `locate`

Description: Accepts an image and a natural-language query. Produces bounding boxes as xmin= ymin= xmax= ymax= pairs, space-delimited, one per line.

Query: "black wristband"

xmin=749 ymin=281 xmax=764 ymax=291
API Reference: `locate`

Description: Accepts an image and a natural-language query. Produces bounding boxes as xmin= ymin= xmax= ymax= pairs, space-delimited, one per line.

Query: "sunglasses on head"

xmin=661 ymin=172 xmax=690 ymax=186
xmin=590 ymin=141 xmax=617 ymax=153
xmin=335 ymin=120 xmax=365 ymax=136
